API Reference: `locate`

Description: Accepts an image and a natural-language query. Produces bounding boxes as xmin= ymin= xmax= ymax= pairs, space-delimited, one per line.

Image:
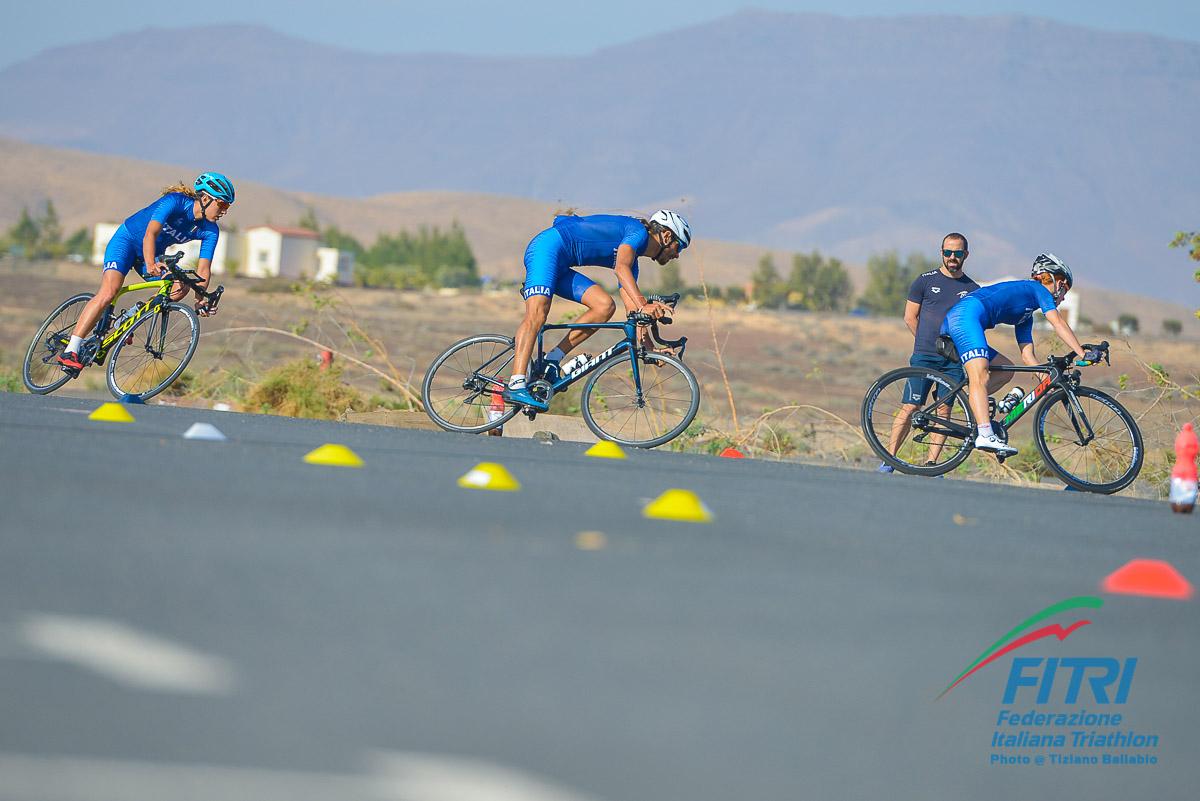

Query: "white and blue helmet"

xmin=650 ymin=209 xmax=692 ymax=250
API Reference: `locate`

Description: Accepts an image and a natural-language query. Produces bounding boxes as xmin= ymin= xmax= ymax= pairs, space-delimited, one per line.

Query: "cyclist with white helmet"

xmin=939 ymin=252 xmax=1100 ymax=457
xmin=57 ymin=173 xmax=235 ymax=376
xmin=504 ymin=209 xmax=692 ymax=411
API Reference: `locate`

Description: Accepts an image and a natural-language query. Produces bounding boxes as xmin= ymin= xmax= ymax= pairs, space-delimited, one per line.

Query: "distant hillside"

xmin=2 ymin=137 xmax=1195 ymax=337
xmin=1 ymin=12 xmax=1197 ymax=299
xmin=0 ymin=137 xmax=786 ymax=290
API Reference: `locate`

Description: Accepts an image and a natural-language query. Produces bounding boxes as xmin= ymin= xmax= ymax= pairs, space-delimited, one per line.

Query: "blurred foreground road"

xmin=1 ymin=391 xmax=1197 ymax=800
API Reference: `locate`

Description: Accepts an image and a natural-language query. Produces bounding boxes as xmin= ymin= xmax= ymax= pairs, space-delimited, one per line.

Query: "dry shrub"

xmin=244 ymin=359 xmax=366 ymax=419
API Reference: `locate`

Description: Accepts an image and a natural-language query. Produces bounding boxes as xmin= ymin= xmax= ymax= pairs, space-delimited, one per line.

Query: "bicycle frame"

xmin=535 ymin=319 xmax=645 ymax=395
xmin=913 ymin=361 xmax=1096 ymax=447
xmin=90 ymin=278 xmax=176 ymax=364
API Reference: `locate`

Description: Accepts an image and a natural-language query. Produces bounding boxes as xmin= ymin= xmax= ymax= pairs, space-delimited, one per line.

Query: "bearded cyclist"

xmin=503 ymin=209 xmax=692 ymax=411
xmin=57 ymin=172 xmax=234 ymax=376
xmin=939 ymin=253 xmax=1100 ymax=457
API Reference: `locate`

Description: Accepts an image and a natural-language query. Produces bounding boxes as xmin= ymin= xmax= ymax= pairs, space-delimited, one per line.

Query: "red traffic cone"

xmin=487 ymin=386 xmax=505 ymax=437
xmin=719 ymin=446 xmax=745 ymax=459
xmin=1169 ymin=422 xmax=1198 ymax=513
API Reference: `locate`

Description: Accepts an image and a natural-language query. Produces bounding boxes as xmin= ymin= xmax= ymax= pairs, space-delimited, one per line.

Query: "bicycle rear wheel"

xmin=106 ymin=302 xmax=200 ymax=401
xmin=422 ymin=334 xmax=520 ymax=433
xmin=1033 ymin=386 xmax=1143 ymax=494
xmin=22 ymin=293 xmax=93 ymax=394
xmin=581 ymin=351 xmax=700 ymax=448
xmin=861 ymin=366 xmax=974 ymax=475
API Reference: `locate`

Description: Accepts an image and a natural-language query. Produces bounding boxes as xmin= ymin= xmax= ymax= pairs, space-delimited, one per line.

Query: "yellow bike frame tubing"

xmin=99 ymin=278 xmax=174 ymax=349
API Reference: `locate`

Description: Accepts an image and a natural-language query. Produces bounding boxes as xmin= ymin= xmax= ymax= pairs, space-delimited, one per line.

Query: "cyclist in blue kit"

xmin=503 ymin=209 xmax=692 ymax=411
xmin=57 ymin=172 xmax=235 ymax=376
xmin=940 ymin=253 xmax=1099 ymax=457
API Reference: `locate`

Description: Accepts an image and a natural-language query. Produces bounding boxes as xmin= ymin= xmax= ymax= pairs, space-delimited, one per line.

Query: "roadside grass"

xmin=244 ymin=359 xmax=367 ymax=419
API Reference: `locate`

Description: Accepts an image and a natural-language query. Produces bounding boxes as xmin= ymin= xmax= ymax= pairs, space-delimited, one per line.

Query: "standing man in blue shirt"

xmin=880 ymin=233 xmax=980 ymax=472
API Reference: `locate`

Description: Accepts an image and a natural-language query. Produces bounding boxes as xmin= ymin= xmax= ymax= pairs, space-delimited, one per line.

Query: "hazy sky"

xmin=2 ymin=0 xmax=1196 ymax=68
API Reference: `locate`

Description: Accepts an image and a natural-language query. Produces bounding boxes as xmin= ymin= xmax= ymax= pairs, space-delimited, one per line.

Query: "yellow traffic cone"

xmin=303 ymin=443 xmax=364 ymax=467
xmin=88 ymin=402 xmax=136 ymax=423
xmin=643 ymin=489 xmax=713 ymax=523
xmin=585 ymin=440 xmax=626 ymax=459
xmin=457 ymin=462 xmax=521 ymax=491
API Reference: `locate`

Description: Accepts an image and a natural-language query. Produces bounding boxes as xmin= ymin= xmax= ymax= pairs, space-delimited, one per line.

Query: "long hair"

xmin=161 ymin=181 xmax=199 ymax=200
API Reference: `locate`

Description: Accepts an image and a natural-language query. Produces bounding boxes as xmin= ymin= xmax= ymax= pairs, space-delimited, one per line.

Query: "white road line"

xmin=20 ymin=613 xmax=235 ymax=695
xmin=0 ymin=752 xmax=607 ymax=801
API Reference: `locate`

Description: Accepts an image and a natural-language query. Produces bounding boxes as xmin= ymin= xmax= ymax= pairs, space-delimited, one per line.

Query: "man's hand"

xmin=145 ymin=261 xmax=165 ymax=277
xmin=195 ymin=297 xmax=217 ymax=318
xmin=639 ymin=300 xmax=670 ymax=319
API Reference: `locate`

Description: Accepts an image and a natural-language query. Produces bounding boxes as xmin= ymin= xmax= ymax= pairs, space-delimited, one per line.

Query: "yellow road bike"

xmin=22 ymin=252 xmax=223 ymax=402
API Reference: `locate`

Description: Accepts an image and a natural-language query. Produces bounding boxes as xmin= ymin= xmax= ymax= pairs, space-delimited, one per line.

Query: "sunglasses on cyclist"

xmin=942 ymin=249 xmax=966 ymax=259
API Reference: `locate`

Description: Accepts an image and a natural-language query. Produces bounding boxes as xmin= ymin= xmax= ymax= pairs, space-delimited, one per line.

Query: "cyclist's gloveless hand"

xmin=146 ymin=261 xmax=165 ymax=277
xmin=195 ymin=298 xmax=216 ymax=318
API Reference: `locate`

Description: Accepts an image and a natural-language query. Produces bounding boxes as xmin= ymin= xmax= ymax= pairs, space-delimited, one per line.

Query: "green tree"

xmin=787 ymin=250 xmax=852 ymax=311
xmin=751 ymin=254 xmax=786 ymax=308
xmin=4 ymin=207 xmax=40 ymax=255
xmin=321 ymin=225 xmax=365 ymax=258
xmin=63 ymin=227 xmax=91 ymax=257
xmin=1169 ymin=230 xmax=1200 ymax=319
xmin=36 ymin=200 xmax=63 ymax=258
xmin=725 ymin=285 xmax=747 ymax=304
xmin=857 ymin=251 xmax=934 ymax=316
xmin=297 ymin=207 xmax=320 ymax=232
xmin=1162 ymin=319 xmax=1182 ymax=336
xmin=1116 ymin=313 xmax=1139 ymax=334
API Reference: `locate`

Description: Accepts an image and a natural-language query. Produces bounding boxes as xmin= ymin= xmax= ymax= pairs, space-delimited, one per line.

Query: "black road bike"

xmin=861 ymin=340 xmax=1143 ymax=493
xmin=422 ymin=293 xmax=701 ymax=448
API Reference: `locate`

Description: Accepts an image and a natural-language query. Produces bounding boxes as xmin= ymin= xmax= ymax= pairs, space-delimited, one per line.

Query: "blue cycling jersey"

xmin=521 ymin=214 xmax=649 ymax=302
xmin=122 ymin=192 xmax=220 ymax=262
xmin=965 ymin=280 xmax=1059 ymax=343
xmin=552 ymin=215 xmax=649 ymax=268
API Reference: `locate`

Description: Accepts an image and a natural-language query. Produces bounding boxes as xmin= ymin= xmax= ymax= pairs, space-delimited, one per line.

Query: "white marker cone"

xmin=183 ymin=422 xmax=227 ymax=442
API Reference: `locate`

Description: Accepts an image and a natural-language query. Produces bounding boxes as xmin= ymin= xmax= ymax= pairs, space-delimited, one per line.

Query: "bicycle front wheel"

xmin=861 ymin=366 xmax=975 ymax=475
xmin=581 ymin=351 xmax=700 ymax=448
xmin=422 ymin=334 xmax=520 ymax=433
xmin=23 ymin=293 xmax=93 ymax=394
xmin=106 ymin=302 xmax=200 ymax=401
xmin=1034 ymin=386 xmax=1143 ymax=494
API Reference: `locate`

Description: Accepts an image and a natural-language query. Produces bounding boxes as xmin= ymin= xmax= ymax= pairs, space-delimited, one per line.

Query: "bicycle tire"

xmin=422 ymin=334 xmax=521 ymax=433
xmin=861 ymin=366 xmax=975 ymax=475
xmin=1033 ymin=385 xmax=1143 ymax=494
xmin=22 ymin=293 xmax=93 ymax=394
xmin=106 ymin=302 xmax=200 ymax=401
xmin=581 ymin=350 xmax=700 ymax=448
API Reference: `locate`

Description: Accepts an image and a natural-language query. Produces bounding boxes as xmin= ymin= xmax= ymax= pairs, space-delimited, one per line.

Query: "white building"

xmin=240 ymin=226 xmax=353 ymax=284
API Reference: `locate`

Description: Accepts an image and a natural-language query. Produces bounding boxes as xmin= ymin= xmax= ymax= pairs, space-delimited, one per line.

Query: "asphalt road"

xmin=1 ymin=391 xmax=1197 ymax=800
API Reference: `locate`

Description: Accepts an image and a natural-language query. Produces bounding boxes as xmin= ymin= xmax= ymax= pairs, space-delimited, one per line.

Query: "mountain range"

xmin=1 ymin=11 xmax=1198 ymax=299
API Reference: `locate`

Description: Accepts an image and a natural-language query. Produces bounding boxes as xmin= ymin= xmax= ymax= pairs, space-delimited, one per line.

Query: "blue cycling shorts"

xmin=521 ymin=228 xmax=597 ymax=303
xmin=903 ymin=352 xmax=965 ymax=405
xmin=101 ymin=226 xmax=152 ymax=279
xmin=940 ymin=297 xmax=999 ymax=365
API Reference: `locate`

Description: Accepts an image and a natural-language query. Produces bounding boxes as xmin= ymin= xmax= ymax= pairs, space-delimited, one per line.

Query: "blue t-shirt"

xmin=907 ymin=269 xmax=980 ymax=355
xmin=552 ymin=214 xmax=649 ymax=268
xmin=967 ymin=280 xmax=1059 ymax=344
xmin=122 ymin=192 xmax=220 ymax=261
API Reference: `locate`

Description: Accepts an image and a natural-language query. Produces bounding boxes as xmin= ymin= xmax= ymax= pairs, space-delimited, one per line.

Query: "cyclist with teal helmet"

xmin=57 ymin=172 xmax=235 ymax=376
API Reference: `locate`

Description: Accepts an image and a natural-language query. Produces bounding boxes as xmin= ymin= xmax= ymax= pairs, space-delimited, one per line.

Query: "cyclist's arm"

xmin=613 ymin=244 xmax=652 ymax=314
xmin=195 ymin=258 xmax=212 ymax=293
xmin=142 ymin=221 xmax=163 ymax=274
xmin=1043 ymin=309 xmax=1087 ymax=359
xmin=903 ymin=300 xmax=920 ymax=337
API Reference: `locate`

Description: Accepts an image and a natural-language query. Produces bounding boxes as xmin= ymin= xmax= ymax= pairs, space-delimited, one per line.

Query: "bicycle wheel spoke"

xmin=582 ymin=353 xmax=699 ymax=447
xmin=1037 ymin=389 xmax=1141 ymax=491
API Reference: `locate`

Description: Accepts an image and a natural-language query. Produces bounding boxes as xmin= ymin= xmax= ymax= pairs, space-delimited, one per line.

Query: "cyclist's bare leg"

xmin=927 ymin=400 xmax=950 ymax=461
xmin=986 ymin=351 xmax=1015 ymax=394
xmin=965 ymin=357 xmax=992 ymax=425
xmin=69 ymin=269 xmax=126 ymax=342
xmin=512 ymin=294 xmax=552 ymax=380
xmin=887 ymin=403 xmax=918 ymax=455
xmin=551 ymin=285 xmax=615 ymax=356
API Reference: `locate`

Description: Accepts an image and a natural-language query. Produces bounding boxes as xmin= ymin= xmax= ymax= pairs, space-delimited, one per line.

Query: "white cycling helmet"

xmin=649 ymin=209 xmax=692 ymax=250
xmin=1031 ymin=252 xmax=1073 ymax=289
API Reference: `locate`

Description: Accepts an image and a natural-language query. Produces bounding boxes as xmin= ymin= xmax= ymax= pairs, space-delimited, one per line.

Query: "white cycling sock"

xmin=508 ymin=375 xmax=526 ymax=390
xmin=545 ymin=347 xmax=566 ymax=363
xmin=67 ymin=335 xmax=84 ymax=354
xmin=977 ymin=423 xmax=994 ymax=439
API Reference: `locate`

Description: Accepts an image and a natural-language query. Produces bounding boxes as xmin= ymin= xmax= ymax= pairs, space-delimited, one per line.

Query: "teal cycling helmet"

xmin=194 ymin=172 xmax=235 ymax=204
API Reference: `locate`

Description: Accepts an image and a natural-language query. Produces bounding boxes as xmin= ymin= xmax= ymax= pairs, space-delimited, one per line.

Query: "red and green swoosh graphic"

xmin=937 ymin=595 xmax=1103 ymax=700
